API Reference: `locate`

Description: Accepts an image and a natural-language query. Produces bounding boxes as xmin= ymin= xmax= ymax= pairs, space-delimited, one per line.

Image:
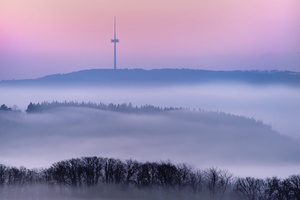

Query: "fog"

xmin=1 ymin=83 xmax=299 ymax=140
xmin=1 ymin=83 xmax=300 ymax=178
xmin=1 ymin=106 xmax=300 ymax=178
xmin=0 ymin=183 xmax=217 ymax=200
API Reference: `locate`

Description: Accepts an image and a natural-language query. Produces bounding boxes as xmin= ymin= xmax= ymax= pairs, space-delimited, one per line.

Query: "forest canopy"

xmin=25 ymin=101 xmax=180 ymax=114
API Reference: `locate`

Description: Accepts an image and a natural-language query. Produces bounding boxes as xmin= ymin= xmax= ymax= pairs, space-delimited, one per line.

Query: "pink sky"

xmin=0 ymin=0 xmax=300 ymax=79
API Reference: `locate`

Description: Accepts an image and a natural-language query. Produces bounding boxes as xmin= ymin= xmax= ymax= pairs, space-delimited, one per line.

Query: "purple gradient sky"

xmin=0 ymin=0 xmax=300 ymax=79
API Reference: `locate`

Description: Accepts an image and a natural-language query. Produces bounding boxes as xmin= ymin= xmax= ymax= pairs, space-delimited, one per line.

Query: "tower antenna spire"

xmin=111 ymin=16 xmax=119 ymax=70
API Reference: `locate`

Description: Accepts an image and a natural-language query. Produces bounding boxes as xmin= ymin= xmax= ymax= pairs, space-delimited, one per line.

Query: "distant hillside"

xmin=1 ymin=69 xmax=300 ymax=86
xmin=25 ymin=101 xmax=180 ymax=114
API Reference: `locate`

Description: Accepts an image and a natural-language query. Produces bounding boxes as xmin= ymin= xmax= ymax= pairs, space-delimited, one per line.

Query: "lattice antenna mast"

xmin=111 ymin=16 xmax=119 ymax=70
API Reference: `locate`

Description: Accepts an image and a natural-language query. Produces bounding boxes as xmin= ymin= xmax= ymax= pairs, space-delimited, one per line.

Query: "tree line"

xmin=26 ymin=101 xmax=181 ymax=114
xmin=0 ymin=104 xmax=13 ymax=111
xmin=0 ymin=104 xmax=21 ymax=112
xmin=1 ymin=157 xmax=299 ymax=200
xmin=1 ymin=101 xmax=266 ymax=127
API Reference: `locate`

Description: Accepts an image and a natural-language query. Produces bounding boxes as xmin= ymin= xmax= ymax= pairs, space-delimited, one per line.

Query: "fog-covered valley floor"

xmin=1 ymin=83 xmax=299 ymax=140
xmin=1 ymin=83 xmax=300 ymax=178
xmin=1 ymin=103 xmax=300 ymax=178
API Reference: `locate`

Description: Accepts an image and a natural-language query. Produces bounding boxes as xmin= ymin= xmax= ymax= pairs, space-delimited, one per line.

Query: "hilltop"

xmin=1 ymin=69 xmax=300 ymax=86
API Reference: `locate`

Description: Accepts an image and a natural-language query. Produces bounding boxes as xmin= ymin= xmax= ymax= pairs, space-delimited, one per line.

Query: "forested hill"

xmin=1 ymin=69 xmax=300 ymax=86
xmin=25 ymin=101 xmax=180 ymax=114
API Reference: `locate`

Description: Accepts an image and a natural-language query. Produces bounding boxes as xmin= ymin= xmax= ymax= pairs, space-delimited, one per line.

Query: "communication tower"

xmin=111 ymin=17 xmax=119 ymax=70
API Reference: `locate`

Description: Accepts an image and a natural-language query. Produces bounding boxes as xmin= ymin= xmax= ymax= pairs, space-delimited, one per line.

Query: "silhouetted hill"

xmin=1 ymin=69 xmax=300 ymax=86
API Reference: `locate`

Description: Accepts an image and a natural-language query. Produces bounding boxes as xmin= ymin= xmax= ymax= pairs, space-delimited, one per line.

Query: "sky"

xmin=0 ymin=0 xmax=300 ymax=79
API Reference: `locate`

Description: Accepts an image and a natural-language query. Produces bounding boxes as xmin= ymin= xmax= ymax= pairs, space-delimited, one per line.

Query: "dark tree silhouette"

xmin=189 ymin=169 xmax=204 ymax=193
xmin=25 ymin=101 xmax=180 ymax=114
xmin=137 ymin=162 xmax=158 ymax=188
xmin=204 ymin=167 xmax=233 ymax=199
xmin=175 ymin=163 xmax=193 ymax=190
xmin=81 ymin=157 xmax=105 ymax=187
xmin=104 ymin=158 xmax=126 ymax=184
xmin=0 ymin=104 xmax=12 ymax=111
xmin=289 ymin=175 xmax=300 ymax=200
xmin=234 ymin=177 xmax=265 ymax=200
xmin=0 ymin=157 xmax=299 ymax=200
xmin=0 ymin=164 xmax=7 ymax=186
xmin=124 ymin=159 xmax=139 ymax=186
xmin=156 ymin=161 xmax=177 ymax=188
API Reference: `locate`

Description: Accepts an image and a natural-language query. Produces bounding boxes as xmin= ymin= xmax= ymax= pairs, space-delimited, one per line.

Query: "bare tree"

xmin=175 ymin=163 xmax=192 ymax=190
xmin=204 ymin=167 xmax=232 ymax=199
xmin=104 ymin=158 xmax=116 ymax=184
xmin=157 ymin=161 xmax=177 ymax=188
xmin=113 ymin=160 xmax=125 ymax=184
xmin=265 ymin=177 xmax=281 ymax=200
xmin=279 ymin=178 xmax=293 ymax=200
xmin=137 ymin=162 xmax=158 ymax=188
xmin=124 ymin=159 xmax=139 ymax=186
xmin=234 ymin=177 xmax=265 ymax=200
xmin=188 ymin=169 xmax=204 ymax=193
xmin=81 ymin=157 xmax=106 ymax=187
xmin=218 ymin=169 xmax=233 ymax=199
xmin=50 ymin=160 xmax=72 ymax=185
xmin=0 ymin=164 xmax=7 ymax=186
xmin=289 ymin=175 xmax=300 ymax=200
xmin=104 ymin=158 xmax=125 ymax=184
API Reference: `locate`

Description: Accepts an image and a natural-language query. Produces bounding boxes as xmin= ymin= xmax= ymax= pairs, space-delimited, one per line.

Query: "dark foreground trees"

xmin=0 ymin=164 xmax=42 ymax=186
xmin=0 ymin=157 xmax=299 ymax=200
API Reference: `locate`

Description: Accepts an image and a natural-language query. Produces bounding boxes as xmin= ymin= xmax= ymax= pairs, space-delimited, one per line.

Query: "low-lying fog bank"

xmin=1 ymin=83 xmax=299 ymax=140
xmin=1 ymin=105 xmax=299 ymax=178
